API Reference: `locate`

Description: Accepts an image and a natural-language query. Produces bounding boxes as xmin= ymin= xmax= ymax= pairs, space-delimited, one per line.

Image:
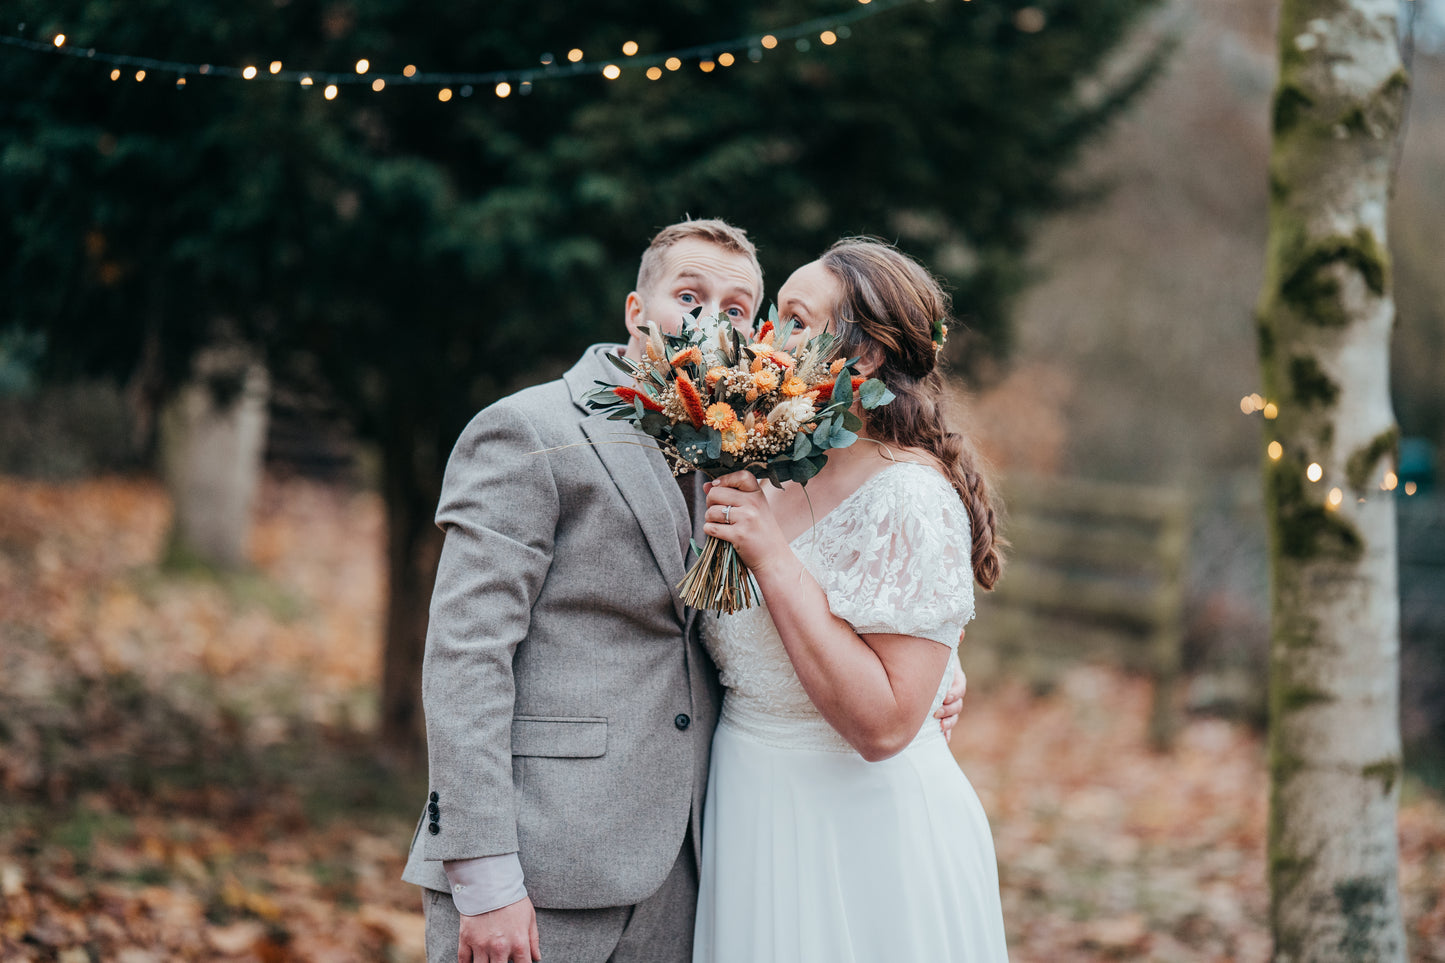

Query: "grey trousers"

xmin=423 ymin=836 xmax=698 ymax=963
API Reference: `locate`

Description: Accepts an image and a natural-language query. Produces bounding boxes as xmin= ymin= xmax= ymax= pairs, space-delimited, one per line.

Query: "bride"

xmin=693 ymin=238 xmax=1009 ymax=961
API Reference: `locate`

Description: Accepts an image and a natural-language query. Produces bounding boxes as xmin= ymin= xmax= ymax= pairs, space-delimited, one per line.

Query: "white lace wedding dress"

xmin=692 ymin=462 xmax=1009 ymax=962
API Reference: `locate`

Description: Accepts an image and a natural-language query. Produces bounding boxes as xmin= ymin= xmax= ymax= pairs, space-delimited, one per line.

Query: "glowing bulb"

xmin=175 ymin=77 xmax=186 ymax=87
xmin=1327 ymin=487 xmax=1343 ymax=508
xmin=53 ymin=34 xmax=66 ymax=47
xmin=665 ymin=57 xmax=682 ymax=71
xmin=1307 ymin=463 xmax=1323 ymax=482
xmin=568 ymin=48 xmax=584 ymax=63
xmin=1263 ymin=402 xmax=1279 ymax=419
xmin=324 ymin=84 xmax=338 ymax=100
xmin=372 ymin=78 xmax=385 ymax=92
xmin=859 ymin=0 xmax=872 ymax=4
xmin=243 ymin=65 xmax=258 ymax=79
xmin=646 ymin=66 xmax=662 ymax=80
xmin=719 ymin=52 xmax=735 ymax=67
xmin=1268 ymin=441 xmax=1283 ymax=460
xmin=300 ymin=76 xmax=314 ymax=86
xmin=1405 ymin=481 xmax=1418 ymax=496
xmin=404 ymin=65 xmax=417 ymax=77
xmin=699 ymin=60 xmax=715 ymax=72
xmin=1250 ymin=392 xmax=1264 ymax=408
xmin=438 ymin=87 xmax=453 ymax=101
xmin=110 ymin=69 xmax=120 ymax=81
xmin=355 ymin=59 xmax=370 ymax=74
xmin=622 ymin=40 xmax=639 ymax=56
xmin=1383 ymin=471 xmax=1398 ymax=491
xmin=1240 ymin=396 xmax=1255 ymax=414
xmin=821 ymin=31 xmax=838 ymax=45
xmin=493 ymin=82 xmax=510 ymax=98
xmin=761 ymin=35 xmax=779 ymax=49
xmin=269 ymin=61 xmax=282 ymax=74
xmin=602 ymin=64 xmax=621 ymax=80
xmin=135 ymin=70 xmax=146 ymax=82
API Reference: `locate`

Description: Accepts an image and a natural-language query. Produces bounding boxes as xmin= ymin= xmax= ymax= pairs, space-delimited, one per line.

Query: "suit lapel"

xmin=581 ymin=416 xmax=690 ymax=624
xmin=566 ymin=346 xmax=692 ymax=624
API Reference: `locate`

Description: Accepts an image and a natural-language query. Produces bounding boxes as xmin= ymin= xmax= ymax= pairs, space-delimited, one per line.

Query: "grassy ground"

xmin=2 ymin=474 xmax=1443 ymax=961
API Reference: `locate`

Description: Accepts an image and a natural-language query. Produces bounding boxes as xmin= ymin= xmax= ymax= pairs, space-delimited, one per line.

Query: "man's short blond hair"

xmin=636 ymin=218 xmax=764 ymax=302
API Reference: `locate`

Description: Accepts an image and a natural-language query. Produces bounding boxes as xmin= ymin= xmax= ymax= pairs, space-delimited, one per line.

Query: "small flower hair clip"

xmin=931 ymin=317 xmax=948 ymax=352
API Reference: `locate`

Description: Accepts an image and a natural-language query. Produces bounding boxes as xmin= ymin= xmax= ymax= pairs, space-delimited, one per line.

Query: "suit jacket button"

xmin=428 ymin=823 xmax=440 ymax=835
xmin=428 ymin=802 xmax=440 ymax=816
xmin=429 ymin=791 xmax=439 ymax=803
xmin=674 ymin=713 xmax=691 ymax=731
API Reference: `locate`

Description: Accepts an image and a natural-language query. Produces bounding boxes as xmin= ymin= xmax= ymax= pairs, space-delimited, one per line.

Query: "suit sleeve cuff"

xmin=443 ymin=853 xmax=528 ymax=917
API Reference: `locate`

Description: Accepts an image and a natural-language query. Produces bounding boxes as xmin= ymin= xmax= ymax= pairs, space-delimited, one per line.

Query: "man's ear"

xmin=624 ymin=291 xmax=647 ymax=339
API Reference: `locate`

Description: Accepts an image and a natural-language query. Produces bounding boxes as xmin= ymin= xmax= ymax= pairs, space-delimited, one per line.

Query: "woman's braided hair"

xmin=819 ymin=237 xmax=1003 ymax=589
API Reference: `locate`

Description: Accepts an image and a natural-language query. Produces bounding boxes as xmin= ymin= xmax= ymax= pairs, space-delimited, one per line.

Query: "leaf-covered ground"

xmin=2 ymin=475 xmax=1443 ymax=962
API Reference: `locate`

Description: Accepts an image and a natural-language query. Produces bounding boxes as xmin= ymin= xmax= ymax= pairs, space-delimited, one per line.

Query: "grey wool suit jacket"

xmin=401 ymin=345 xmax=720 ymax=910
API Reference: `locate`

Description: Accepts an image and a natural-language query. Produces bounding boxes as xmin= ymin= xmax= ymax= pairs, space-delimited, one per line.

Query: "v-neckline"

xmin=784 ymin=460 xmax=918 ymax=548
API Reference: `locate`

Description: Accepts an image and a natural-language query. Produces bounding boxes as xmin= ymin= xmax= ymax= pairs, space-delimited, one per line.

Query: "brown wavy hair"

xmin=819 ymin=237 xmax=1003 ymax=590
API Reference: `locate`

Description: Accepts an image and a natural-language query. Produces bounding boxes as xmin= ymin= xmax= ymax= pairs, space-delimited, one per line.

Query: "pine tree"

xmin=3 ymin=0 xmax=1164 ymax=753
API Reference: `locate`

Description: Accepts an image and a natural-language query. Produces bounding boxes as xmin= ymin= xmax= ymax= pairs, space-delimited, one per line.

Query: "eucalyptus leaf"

xmin=792 ymin=432 xmax=813 ymax=459
xmin=640 ymin=411 xmax=669 ymax=436
xmin=840 ymin=410 xmax=864 ymax=432
xmin=831 ymin=427 xmax=859 ymax=448
xmin=830 ymin=374 xmax=854 ymax=407
xmin=859 ymin=378 xmax=895 ymax=410
xmin=792 ymin=456 xmax=822 ymax=483
xmin=705 ymin=427 xmax=723 ymax=460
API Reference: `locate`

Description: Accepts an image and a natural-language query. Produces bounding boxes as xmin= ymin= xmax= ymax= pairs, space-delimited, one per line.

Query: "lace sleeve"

xmin=819 ymin=467 xmax=975 ymax=648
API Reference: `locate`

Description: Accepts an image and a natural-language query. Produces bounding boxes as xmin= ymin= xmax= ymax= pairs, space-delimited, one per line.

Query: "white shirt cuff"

xmin=443 ymin=852 xmax=528 ymax=916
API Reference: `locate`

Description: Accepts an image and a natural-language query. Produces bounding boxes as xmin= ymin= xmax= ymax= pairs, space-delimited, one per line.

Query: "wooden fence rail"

xmin=967 ymin=474 xmax=1192 ymax=749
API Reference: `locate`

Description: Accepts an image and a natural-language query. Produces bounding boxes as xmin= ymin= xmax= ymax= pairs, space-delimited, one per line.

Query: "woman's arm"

xmin=704 ymin=472 xmax=952 ymax=761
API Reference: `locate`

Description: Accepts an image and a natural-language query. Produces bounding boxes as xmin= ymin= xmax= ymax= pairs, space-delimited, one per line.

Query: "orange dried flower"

xmin=705 ymin=366 xmax=728 ymax=387
xmin=756 ymin=320 xmax=774 ymax=342
xmin=812 ymin=376 xmax=866 ymax=404
xmin=830 ymin=358 xmax=847 ymax=375
xmin=675 ymin=371 xmax=706 ymax=428
xmin=704 ymin=402 xmax=738 ymax=430
xmin=719 ymin=422 xmax=748 ymax=455
xmin=613 ymin=386 xmax=663 ymax=412
xmin=781 ymin=376 xmax=808 ymax=397
xmin=750 ymin=354 xmax=769 ymax=375
xmin=753 ymin=369 xmax=779 ymax=393
xmin=670 ymin=346 xmax=702 ymax=368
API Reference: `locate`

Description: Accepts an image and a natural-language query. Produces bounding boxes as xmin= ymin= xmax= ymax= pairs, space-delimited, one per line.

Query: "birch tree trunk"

xmin=1258 ymin=0 xmax=1409 ymax=959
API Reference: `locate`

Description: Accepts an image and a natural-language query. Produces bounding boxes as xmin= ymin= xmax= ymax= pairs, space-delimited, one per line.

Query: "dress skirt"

xmin=692 ymin=717 xmax=1009 ymax=962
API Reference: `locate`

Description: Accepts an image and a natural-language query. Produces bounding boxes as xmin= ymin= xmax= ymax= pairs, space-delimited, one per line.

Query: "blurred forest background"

xmin=2 ymin=0 xmax=1444 ymax=960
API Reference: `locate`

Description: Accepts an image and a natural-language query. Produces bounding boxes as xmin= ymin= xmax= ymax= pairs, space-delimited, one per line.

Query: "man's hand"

xmin=458 ymin=897 xmax=540 ymax=963
xmin=935 ymin=633 xmax=967 ymax=743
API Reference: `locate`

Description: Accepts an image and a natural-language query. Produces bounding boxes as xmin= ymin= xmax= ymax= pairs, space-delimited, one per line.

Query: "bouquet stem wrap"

xmin=678 ymin=534 xmax=758 ymax=614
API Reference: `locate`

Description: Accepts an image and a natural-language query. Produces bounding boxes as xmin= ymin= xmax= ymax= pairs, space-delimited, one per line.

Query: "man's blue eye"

xmin=680 ymin=293 xmax=697 ymax=304
xmin=728 ymin=308 xmax=744 ymax=318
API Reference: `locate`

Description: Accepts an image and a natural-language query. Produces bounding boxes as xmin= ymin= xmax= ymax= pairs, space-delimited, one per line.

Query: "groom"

xmin=402 ymin=219 xmax=766 ymax=963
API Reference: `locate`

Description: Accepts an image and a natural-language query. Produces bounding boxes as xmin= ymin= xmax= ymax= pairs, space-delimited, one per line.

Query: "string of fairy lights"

xmin=0 ymin=0 xmax=997 ymax=102
xmin=1239 ymin=392 xmax=1417 ymax=506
